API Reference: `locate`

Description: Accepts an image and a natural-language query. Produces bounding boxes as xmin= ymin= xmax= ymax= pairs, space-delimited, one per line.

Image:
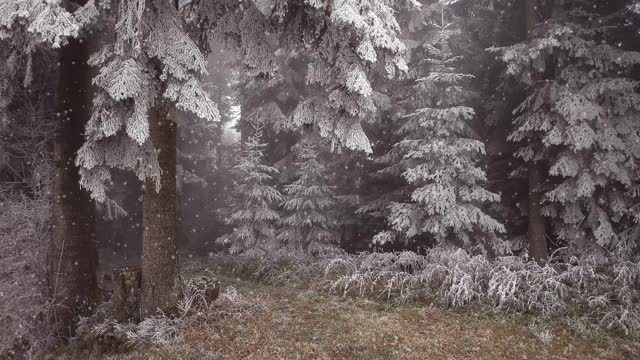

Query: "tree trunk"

xmin=528 ymin=161 xmax=548 ymax=262
xmin=47 ymin=33 xmax=98 ymax=338
xmin=525 ymin=0 xmax=548 ymax=263
xmin=140 ymin=106 xmax=180 ymax=318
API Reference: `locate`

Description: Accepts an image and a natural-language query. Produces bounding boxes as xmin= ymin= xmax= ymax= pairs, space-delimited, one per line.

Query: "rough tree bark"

xmin=525 ymin=0 xmax=548 ymax=263
xmin=139 ymin=0 xmax=184 ymax=318
xmin=46 ymin=11 xmax=99 ymax=337
xmin=527 ymin=162 xmax=548 ymax=262
xmin=140 ymin=105 xmax=181 ymax=318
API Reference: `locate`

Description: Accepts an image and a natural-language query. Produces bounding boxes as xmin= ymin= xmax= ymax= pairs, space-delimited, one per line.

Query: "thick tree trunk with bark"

xmin=47 ymin=33 xmax=99 ymax=338
xmin=140 ymin=106 xmax=181 ymax=318
xmin=525 ymin=0 xmax=548 ymax=263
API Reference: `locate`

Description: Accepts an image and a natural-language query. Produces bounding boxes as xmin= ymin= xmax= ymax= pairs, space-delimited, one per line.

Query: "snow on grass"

xmin=56 ymin=275 xmax=640 ymax=359
xmin=201 ymin=249 xmax=640 ymax=337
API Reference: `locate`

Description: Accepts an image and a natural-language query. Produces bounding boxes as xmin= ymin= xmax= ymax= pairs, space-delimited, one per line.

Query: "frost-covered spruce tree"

xmin=373 ymin=1 xmax=504 ymax=253
xmin=184 ymin=0 xmax=415 ymax=153
xmin=492 ymin=1 xmax=640 ymax=256
xmin=278 ymin=134 xmax=341 ymax=255
xmin=75 ymin=0 xmax=219 ymax=317
xmin=217 ymin=128 xmax=283 ymax=254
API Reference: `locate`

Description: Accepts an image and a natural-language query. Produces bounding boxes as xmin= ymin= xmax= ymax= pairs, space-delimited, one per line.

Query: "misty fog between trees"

xmin=1 ymin=0 xmax=640 ymax=359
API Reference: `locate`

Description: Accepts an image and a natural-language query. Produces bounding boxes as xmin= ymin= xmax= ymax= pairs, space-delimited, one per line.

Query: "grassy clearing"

xmin=52 ymin=274 xmax=640 ymax=360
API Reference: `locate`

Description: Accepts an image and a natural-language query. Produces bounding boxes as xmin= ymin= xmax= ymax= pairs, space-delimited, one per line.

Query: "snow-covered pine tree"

xmin=372 ymin=1 xmax=504 ymax=253
xmin=491 ymin=1 xmax=640 ymax=256
xmin=181 ymin=0 xmax=418 ymax=251
xmin=74 ymin=0 xmax=220 ymax=317
xmin=217 ymin=128 xmax=283 ymax=254
xmin=278 ymin=134 xmax=341 ymax=255
xmin=184 ymin=0 xmax=415 ymax=153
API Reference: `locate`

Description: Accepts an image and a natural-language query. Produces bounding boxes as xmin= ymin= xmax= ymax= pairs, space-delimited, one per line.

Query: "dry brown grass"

xmin=51 ymin=275 xmax=640 ymax=360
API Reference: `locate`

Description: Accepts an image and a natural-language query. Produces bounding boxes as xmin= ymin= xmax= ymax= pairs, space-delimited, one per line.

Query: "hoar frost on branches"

xmin=287 ymin=0 xmax=415 ymax=153
xmin=0 ymin=0 xmax=80 ymax=47
xmin=369 ymin=1 xmax=505 ymax=253
xmin=277 ymin=135 xmax=342 ymax=255
xmin=75 ymin=0 xmax=220 ymax=202
xmin=491 ymin=3 xmax=640 ymax=255
xmin=0 ymin=0 xmax=100 ymax=126
xmin=217 ymin=129 xmax=283 ymax=255
xmin=185 ymin=0 xmax=417 ymax=153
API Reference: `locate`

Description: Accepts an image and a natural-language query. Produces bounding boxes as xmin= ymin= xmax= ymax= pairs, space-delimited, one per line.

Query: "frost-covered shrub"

xmin=0 ymin=194 xmax=53 ymax=359
xmin=178 ymin=272 xmax=220 ymax=316
xmin=212 ymin=286 xmax=265 ymax=319
xmin=75 ymin=296 xmax=182 ymax=352
xmin=204 ymin=250 xmax=333 ymax=289
xmin=209 ymin=248 xmax=640 ymax=337
xmin=93 ymin=316 xmax=180 ymax=351
xmin=74 ymin=277 xmax=261 ymax=354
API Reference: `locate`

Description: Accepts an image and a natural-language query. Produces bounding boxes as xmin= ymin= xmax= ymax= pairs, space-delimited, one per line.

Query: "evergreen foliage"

xmin=0 ymin=0 xmax=99 ymax=127
xmin=217 ymin=129 xmax=283 ymax=254
xmin=491 ymin=1 xmax=640 ymax=255
xmin=75 ymin=0 xmax=220 ymax=202
xmin=369 ymin=1 xmax=505 ymax=253
xmin=185 ymin=0 xmax=416 ymax=153
xmin=278 ymin=135 xmax=341 ymax=255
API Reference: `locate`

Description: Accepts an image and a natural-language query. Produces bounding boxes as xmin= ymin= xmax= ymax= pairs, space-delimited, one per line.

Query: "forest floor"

xmin=53 ymin=273 xmax=640 ymax=360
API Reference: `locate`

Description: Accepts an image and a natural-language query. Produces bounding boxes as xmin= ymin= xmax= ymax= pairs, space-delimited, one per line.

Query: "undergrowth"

xmin=0 ymin=194 xmax=53 ymax=359
xmin=201 ymin=249 xmax=640 ymax=338
xmin=73 ymin=283 xmax=262 ymax=354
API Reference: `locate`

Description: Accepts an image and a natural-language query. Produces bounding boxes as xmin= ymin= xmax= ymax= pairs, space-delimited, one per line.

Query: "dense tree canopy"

xmin=1 ymin=0 xmax=640 ymax=356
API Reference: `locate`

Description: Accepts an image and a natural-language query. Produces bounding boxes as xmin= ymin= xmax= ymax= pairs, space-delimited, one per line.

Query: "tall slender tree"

xmin=278 ymin=134 xmax=341 ymax=254
xmin=523 ymin=0 xmax=548 ymax=262
xmin=218 ymin=127 xmax=283 ymax=254
xmin=492 ymin=0 xmax=640 ymax=257
xmin=141 ymin=103 xmax=180 ymax=317
xmin=367 ymin=1 xmax=504 ymax=253
xmin=76 ymin=0 xmax=220 ymax=317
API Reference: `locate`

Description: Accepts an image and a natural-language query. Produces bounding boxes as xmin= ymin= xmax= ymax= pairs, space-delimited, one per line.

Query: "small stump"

xmin=112 ymin=266 xmax=142 ymax=323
